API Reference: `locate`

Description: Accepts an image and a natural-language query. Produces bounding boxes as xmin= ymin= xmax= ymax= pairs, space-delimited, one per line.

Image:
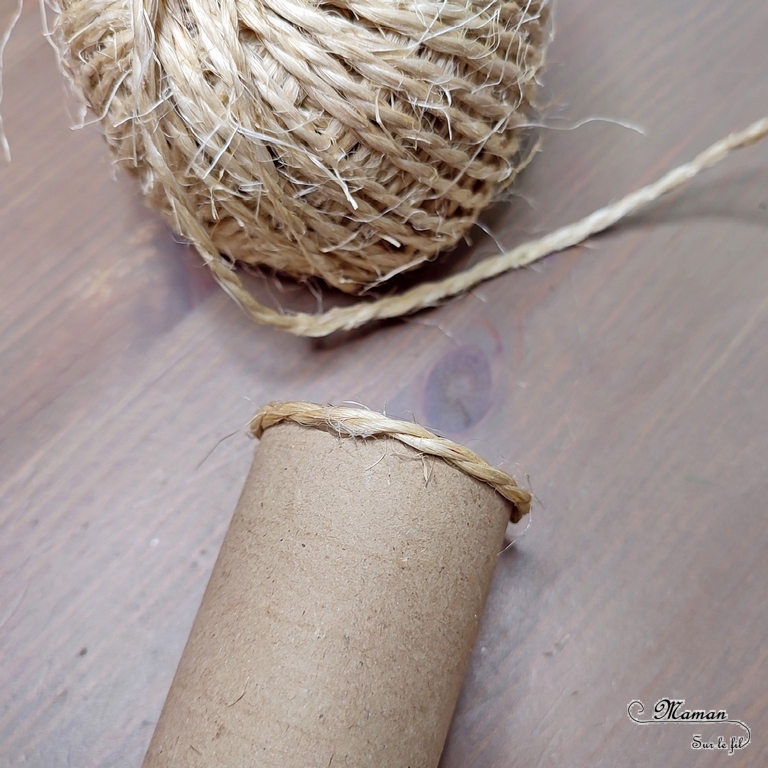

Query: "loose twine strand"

xmin=206 ymin=116 xmax=768 ymax=336
xmin=50 ymin=0 xmax=767 ymax=336
xmin=249 ymin=401 xmax=531 ymax=523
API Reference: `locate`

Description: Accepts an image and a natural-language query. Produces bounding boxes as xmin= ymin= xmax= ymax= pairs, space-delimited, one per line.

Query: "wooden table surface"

xmin=2 ymin=1 xmax=767 ymax=766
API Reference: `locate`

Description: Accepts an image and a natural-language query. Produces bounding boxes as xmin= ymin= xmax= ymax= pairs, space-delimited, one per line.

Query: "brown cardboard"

xmin=142 ymin=422 xmax=511 ymax=767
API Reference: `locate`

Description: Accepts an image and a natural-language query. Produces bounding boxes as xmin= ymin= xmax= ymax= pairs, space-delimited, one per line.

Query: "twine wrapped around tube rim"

xmin=249 ymin=400 xmax=532 ymax=522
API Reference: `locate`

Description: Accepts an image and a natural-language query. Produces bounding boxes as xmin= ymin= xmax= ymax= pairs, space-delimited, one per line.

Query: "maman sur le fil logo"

xmin=628 ymin=698 xmax=751 ymax=756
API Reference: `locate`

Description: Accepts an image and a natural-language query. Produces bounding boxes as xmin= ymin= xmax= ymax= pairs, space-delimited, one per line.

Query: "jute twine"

xmin=54 ymin=1 xmax=548 ymax=282
xmin=52 ymin=0 xmax=768 ymax=336
xmin=249 ymin=401 xmax=532 ymax=522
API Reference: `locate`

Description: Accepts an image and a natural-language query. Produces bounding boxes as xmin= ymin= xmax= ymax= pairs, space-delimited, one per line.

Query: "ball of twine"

xmin=56 ymin=0 xmax=549 ymax=293
xmin=52 ymin=1 xmax=768 ymax=336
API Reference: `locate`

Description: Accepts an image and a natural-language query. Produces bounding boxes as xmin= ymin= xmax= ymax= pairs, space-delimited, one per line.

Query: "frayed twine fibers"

xmin=53 ymin=0 xmax=768 ymax=336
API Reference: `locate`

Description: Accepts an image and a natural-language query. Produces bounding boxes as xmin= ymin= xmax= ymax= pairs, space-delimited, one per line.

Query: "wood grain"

xmin=1 ymin=1 xmax=767 ymax=766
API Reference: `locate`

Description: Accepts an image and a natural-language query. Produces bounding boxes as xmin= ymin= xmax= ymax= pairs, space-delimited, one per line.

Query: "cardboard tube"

xmin=143 ymin=404 xmax=525 ymax=767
